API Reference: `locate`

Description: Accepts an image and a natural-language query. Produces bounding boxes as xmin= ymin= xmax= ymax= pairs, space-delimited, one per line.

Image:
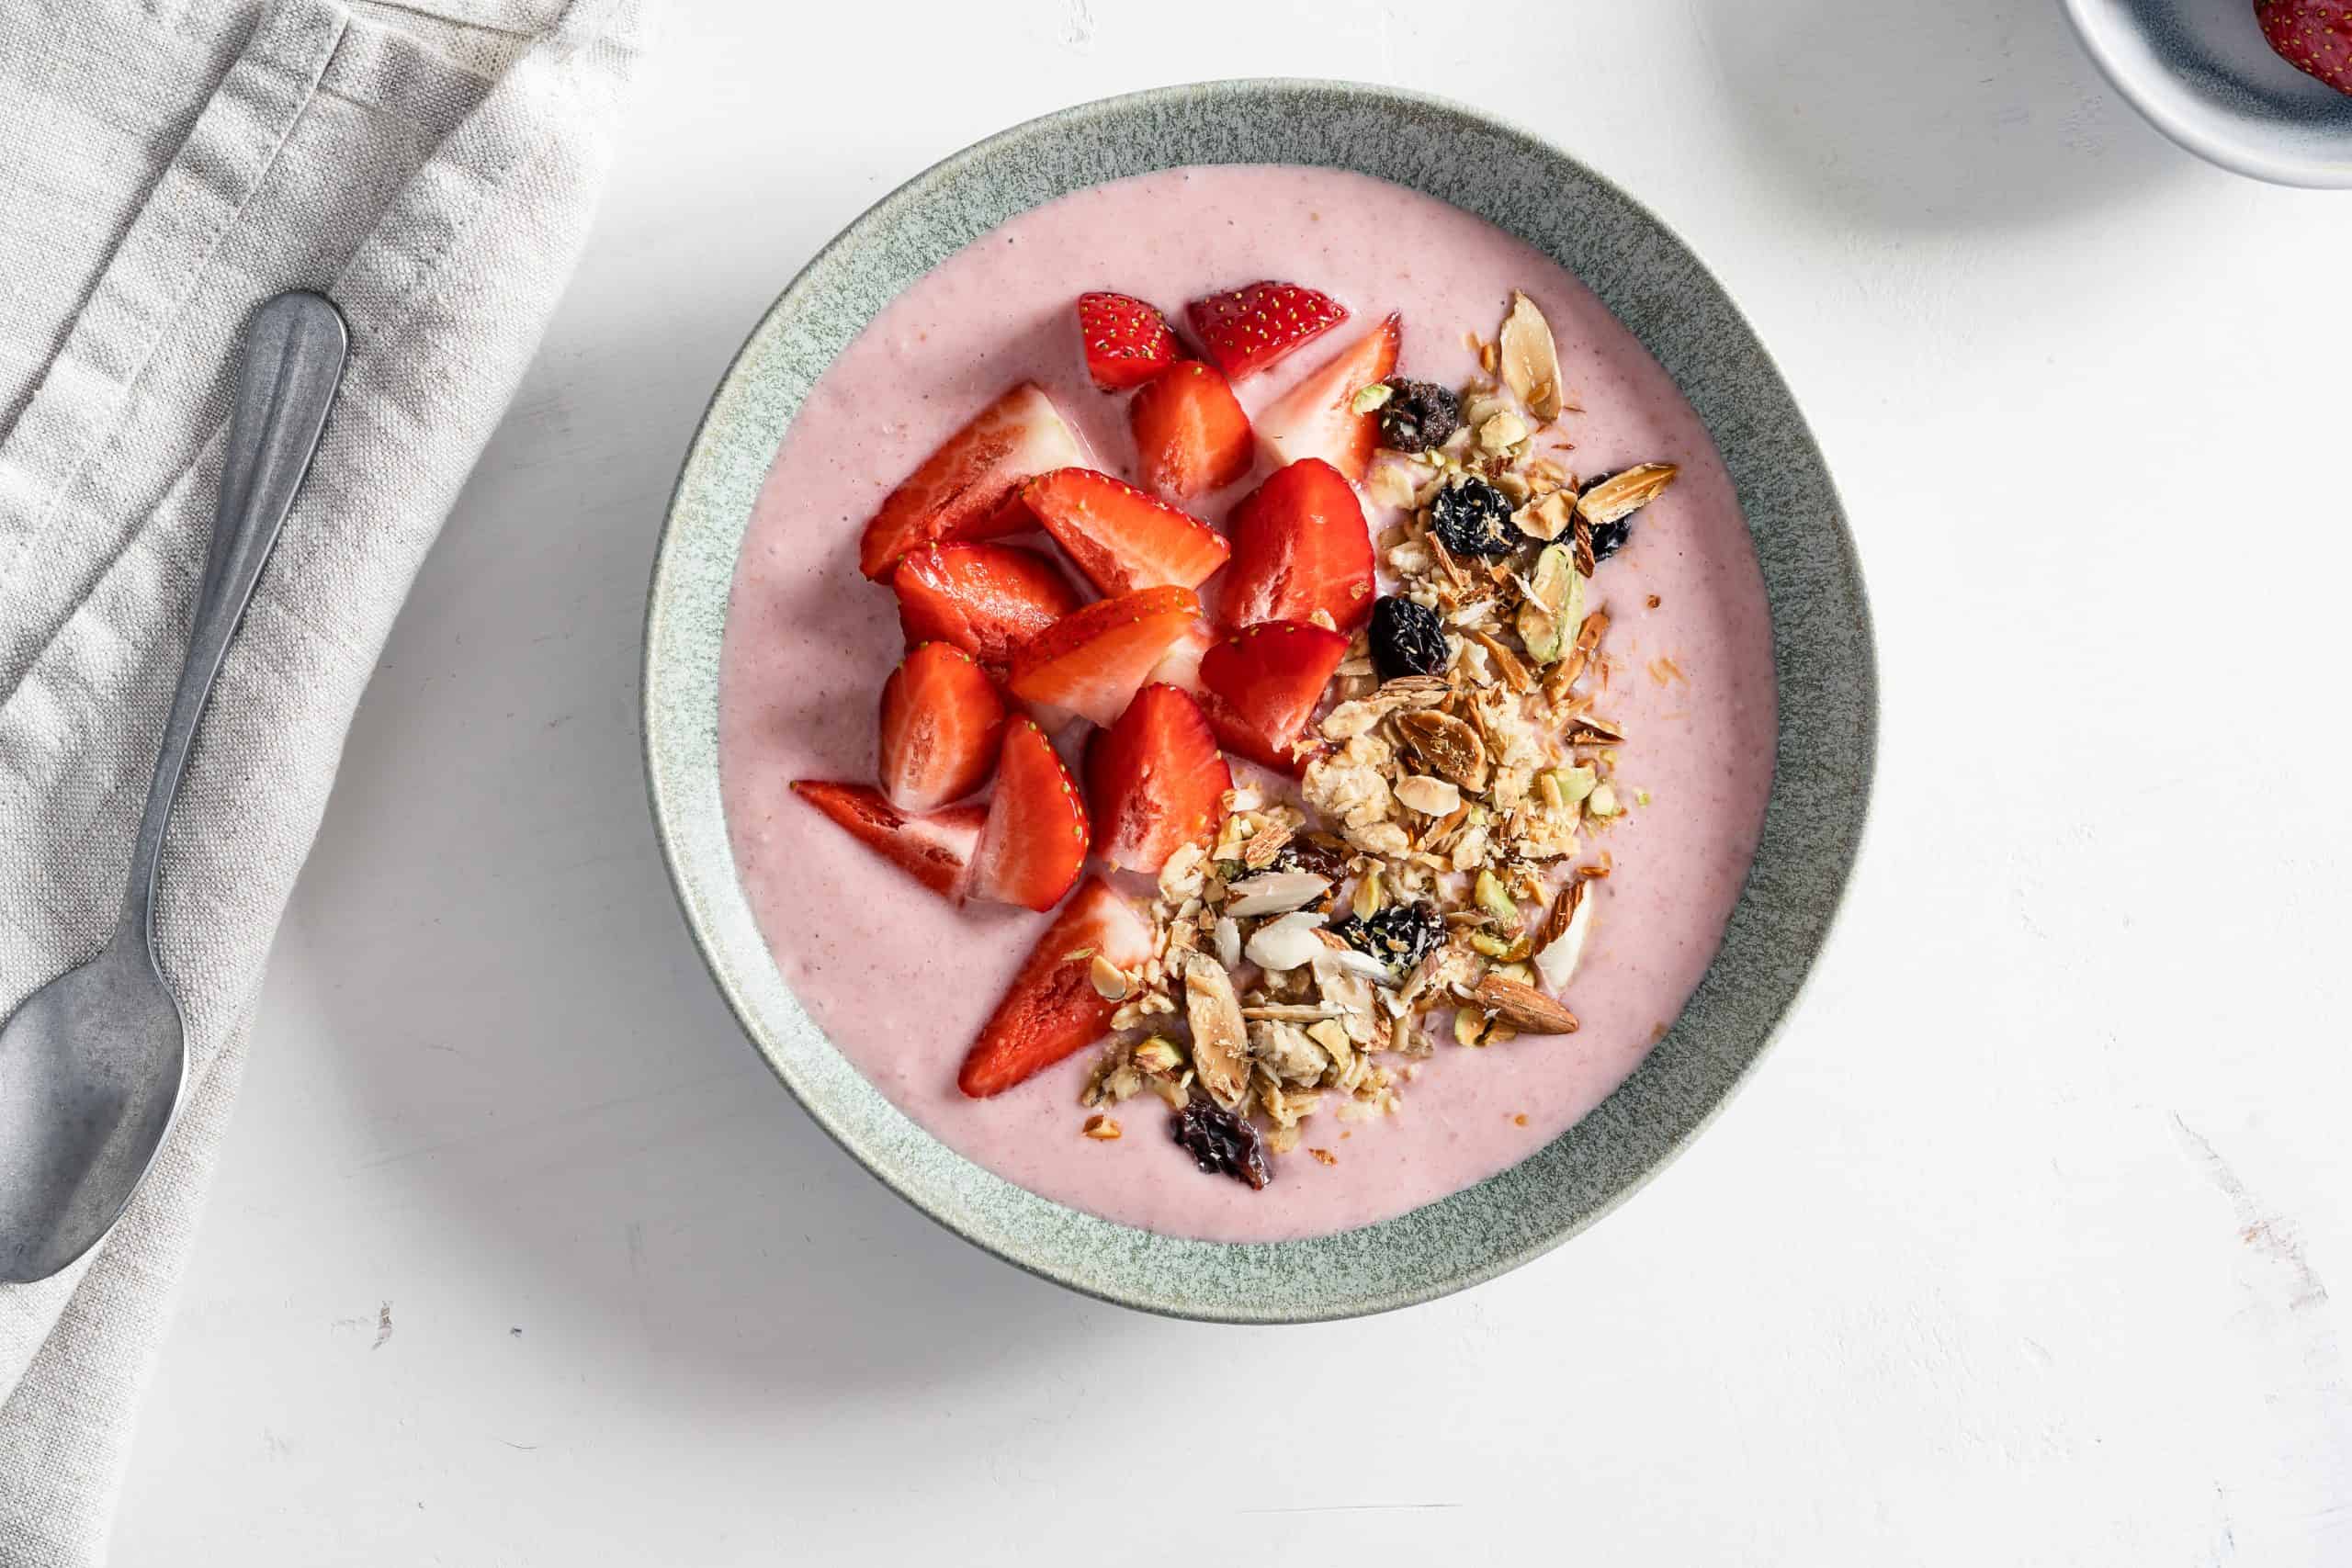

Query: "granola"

xmin=1073 ymin=291 xmax=1681 ymax=1187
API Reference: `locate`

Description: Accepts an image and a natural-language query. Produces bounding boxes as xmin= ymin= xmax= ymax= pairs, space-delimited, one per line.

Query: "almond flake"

xmin=1576 ymin=462 xmax=1679 ymax=525
xmin=1498 ymin=291 xmax=1565 ymax=422
xmin=1082 ymin=1114 xmax=1123 ymax=1141
xmin=1393 ymin=774 xmax=1463 ymax=817
xmin=1182 ymin=953 xmax=1250 ymax=1111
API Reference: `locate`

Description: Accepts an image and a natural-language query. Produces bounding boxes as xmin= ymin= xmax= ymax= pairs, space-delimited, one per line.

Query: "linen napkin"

xmin=0 ymin=1 xmax=650 ymax=1558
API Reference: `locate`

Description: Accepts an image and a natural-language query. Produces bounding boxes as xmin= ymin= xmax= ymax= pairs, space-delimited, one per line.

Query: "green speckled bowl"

xmin=644 ymin=81 xmax=1876 ymax=1322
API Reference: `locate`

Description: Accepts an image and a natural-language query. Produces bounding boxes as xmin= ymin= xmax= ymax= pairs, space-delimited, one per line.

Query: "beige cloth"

xmin=0 ymin=2 xmax=650 ymax=1558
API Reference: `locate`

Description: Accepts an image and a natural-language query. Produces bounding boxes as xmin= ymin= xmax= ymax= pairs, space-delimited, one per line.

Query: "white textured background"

xmin=111 ymin=1 xmax=2352 ymax=1562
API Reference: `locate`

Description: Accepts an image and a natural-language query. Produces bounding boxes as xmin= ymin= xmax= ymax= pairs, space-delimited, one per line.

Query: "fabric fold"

xmin=0 ymin=3 xmax=650 ymax=1561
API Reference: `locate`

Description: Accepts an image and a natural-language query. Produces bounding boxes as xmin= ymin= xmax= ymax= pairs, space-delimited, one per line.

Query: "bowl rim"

xmin=643 ymin=78 xmax=1880 ymax=1323
xmin=2059 ymin=0 xmax=2352 ymax=189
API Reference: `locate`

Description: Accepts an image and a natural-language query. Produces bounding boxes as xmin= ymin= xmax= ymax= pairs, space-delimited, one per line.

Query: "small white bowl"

xmin=2063 ymin=0 xmax=2352 ymax=186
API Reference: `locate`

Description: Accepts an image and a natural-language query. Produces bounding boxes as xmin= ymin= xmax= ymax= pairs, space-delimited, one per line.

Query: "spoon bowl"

xmin=0 ymin=941 xmax=185 ymax=1281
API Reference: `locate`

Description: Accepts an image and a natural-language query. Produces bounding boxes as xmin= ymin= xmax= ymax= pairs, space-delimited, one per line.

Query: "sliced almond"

xmin=1498 ymin=290 xmax=1565 ymax=422
xmin=1576 ymin=462 xmax=1679 ymax=525
xmin=1223 ymin=870 xmax=1329 ymax=917
xmin=1465 ymin=629 xmax=1532 ymax=693
xmin=1472 ymin=974 xmax=1580 ymax=1034
xmin=1393 ymin=774 xmax=1463 ymax=817
xmin=1182 ymin=953 xmax=1250 ymax=1110
xmin=1245 ymin=910 xmax=1326 ymax=973
xmin=1396 ymin=708 xmax=1489 ymax=791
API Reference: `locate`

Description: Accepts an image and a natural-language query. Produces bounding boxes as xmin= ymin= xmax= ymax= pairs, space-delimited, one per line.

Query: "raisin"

xmin=1430 ymin=478 xmax=1515 ymax=558
xmin=1172 ymin=1091 xmax=1272 ymax=1190
xmin=1369 ymin=595 xmax=1448 ymax=682
xmin=1275 ymin=831 xmax=1352 ymax=883
xmin=1376 ymin=378 xmax=1459 ymax=454
xmin=1330 ymin=901 xmax=1446 ymax=974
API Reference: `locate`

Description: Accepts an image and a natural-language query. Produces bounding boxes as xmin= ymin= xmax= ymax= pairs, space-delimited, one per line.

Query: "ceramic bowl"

xmin=643 ymin=81 xmax=1877 ymax=1322
xmin=2063 ymin=0 xmax=2352 ymax=186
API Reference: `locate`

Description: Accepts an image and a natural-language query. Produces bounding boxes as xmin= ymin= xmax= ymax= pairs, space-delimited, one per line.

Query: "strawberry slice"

xmin=894 ymin=543 xmax=1081 ymax=666
xmin=967 ymin=717 xmax=1090 ymax=912
xmin=958 ymin=877 xmax=1155 ymax=1098
xmin=1254 ymin=312 xmax=1400 ymax=483
xmin=1128 ymin=360 xmax=1253 ymax=502
xmin=1086 ymin=684 xmax=1232 ymax=874
xmin=878 ymin=642 xmax=1007 ymax=813
xmin=1021 ymin=468 xmax=1229 ymax=595
xmin=1185 ymin=281 xmax=1348 ymax=382
xmin=858 ymin=383 xmax=1084 ymax=580
xmin=1006 ymin=585 xmax=1202 ymax=728
xmin=788 ymin=781 xmax=987 ymax=902
xmin=1145 ymin=617 xmax=1215 ymax=695
xmin=1077 ymin=291 xmax=1179 ymax=391
xmin=1220 ymin=458 xmax=1376 ymax=633
xmin=1196 ymin=620 xmax=1350 ymax=774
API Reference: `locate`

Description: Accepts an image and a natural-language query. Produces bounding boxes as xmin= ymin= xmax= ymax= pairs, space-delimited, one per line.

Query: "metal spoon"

xmin=0 ymin=290 xmax=346 ymax=1284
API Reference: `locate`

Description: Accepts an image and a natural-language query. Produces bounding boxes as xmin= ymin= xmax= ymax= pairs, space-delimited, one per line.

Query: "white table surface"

xmin=109 ymin=1 xmax=2352 ymax=1562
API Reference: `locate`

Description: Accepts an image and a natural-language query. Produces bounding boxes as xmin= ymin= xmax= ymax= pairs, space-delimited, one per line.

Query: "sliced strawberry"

xmin=1006 ymin=585 xmax=1202 ymax=728
xmin=1077 ymin=291 xmax=1179 ymax=391
xmin=958 ymin=877 xmax=1155 ymax=1098
xmin=1145 ymin=618 xmax=1215 ymax=695
xmin=1021 ymin=468 xmax=1229 ymax=595
xmin=1254 ymin=312 xmax=1400 ymax=483
xmin=968 ymin=717 xmax=1090 ymax=912
xmin=1197 ymin=620 xmax=1350 ymax=774
xmin=1128 ymin=361 xmax=1253 ymax=502
xmin=894 ymin=543 xmax=1081 ymax=666
xmin=1086 ymin=684 xmax=1232 ymax=874
xmin=858 ymin=383 xmax=1084 ymax=580
xmin=877 ymin=642 xmax=1007 ymax=813
xmin=1220 ymin=458 xmax=1376 ymax=633
xmin=1185 ymin=281 xmax=1348 ymax=382
xmin=789 ymin=781 xmax=987 ymax=901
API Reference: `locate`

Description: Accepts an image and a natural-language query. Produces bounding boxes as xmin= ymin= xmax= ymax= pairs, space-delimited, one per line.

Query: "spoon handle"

xmin=119 ymin=291 xmax=348 ymax=948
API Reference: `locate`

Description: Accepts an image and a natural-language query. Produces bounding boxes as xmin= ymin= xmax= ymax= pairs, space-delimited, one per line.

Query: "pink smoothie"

xmin=718 ymin=166 xmax=1775 ymax=1243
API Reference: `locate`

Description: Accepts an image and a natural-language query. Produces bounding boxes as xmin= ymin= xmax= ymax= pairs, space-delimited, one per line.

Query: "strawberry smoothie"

xmin=718 ymin=165 xmax=1775 ymax=1243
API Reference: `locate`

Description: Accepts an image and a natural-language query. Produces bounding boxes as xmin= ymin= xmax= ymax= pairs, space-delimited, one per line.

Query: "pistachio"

xmin=1130 ymin=1037 xmax=1186 ymax=1077
xmin=1474 ymin=867 xmax=1521 ymax=927
xmin=1585 ymin=782 xmax=1623 ymax=819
